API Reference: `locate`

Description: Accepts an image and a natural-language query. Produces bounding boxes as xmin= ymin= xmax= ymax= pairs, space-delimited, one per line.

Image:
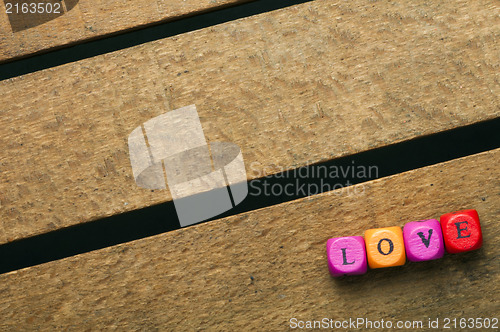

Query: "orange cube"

xmin=365 ymin=226 xmax=406 ymax=269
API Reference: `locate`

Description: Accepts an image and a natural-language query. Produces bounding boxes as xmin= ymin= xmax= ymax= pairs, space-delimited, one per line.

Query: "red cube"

xmin=440 ymin=209 xmax=483 ymax=254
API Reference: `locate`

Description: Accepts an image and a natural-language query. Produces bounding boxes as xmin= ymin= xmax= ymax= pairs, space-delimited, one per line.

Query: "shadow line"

xmin=0 ymin=0 xmax=314 ymax=80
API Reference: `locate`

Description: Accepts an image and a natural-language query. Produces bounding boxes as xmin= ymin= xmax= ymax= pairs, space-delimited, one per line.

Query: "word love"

xmin=326 ymin=209 xmax=483 ymax=277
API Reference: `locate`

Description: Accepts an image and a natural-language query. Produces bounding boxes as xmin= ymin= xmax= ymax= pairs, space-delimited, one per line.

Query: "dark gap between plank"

xmin=0 ymin=117 xmax=499 ymax=274
xmin=0 ymin=0 xmax=314 ymax=80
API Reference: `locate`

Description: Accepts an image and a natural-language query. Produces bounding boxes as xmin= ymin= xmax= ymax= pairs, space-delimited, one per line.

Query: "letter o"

xmin=377 ymin=238 xmax=394 ymax=255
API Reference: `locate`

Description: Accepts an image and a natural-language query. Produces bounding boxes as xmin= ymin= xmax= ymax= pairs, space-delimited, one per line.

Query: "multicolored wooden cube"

xmin=326 ymin=236 xmax=367 ymax=276
xmin=327 ymin=209 xmax=483 ymax=276
xmin=403 ymin=219 xmax=445 ymax=262
xmin=440 ymin=209 xmax=482 ymax=253
xmin=364 ymin=226 xmax=406 ymax=269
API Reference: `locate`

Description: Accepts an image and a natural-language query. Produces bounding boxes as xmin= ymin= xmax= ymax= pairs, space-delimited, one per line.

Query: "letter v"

xmin=417 ymin=229 xmax=433 ymax=248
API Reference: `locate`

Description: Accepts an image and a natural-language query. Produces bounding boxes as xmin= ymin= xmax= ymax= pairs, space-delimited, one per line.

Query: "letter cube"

xmin=326 ymin=236 xmax=367 ymax=277
xmin=440 ymin=209 xmax=482 ymax=253
xmin=403 ymin=219 xmax=445 ymax=262
xmin=365 ymin=227 xmax=406 ymax=269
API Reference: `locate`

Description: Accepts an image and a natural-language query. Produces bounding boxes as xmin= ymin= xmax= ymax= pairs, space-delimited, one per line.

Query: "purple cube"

xmin=403 ymin=219 xmax=445 ymax=262
xmin=326 ymin=236 xmax=367 ymax=277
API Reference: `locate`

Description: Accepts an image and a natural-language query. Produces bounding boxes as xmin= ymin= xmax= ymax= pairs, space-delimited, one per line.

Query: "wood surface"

xmin=0 ymin=0 xmax=251 ymax=62
xmin=0 ymin=148 xmax=497 ymax=330
xmin=0 ymin=0 xmax=498 ymax=244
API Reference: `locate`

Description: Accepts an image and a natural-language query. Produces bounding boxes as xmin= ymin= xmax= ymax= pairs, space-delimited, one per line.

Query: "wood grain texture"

xmin=0 ymin=0 xmax=251 ymax=62
xmin=0 ymin=149 xmax=498 ymax=330
xmin=0 ymin=0 xmax=499 ymax=243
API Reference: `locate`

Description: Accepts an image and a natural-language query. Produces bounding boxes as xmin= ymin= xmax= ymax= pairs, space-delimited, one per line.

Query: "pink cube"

xmin=326 ymin=236 xmax=367 ymax=277
xmin=403 ymin=219 xmax=445 ymax=262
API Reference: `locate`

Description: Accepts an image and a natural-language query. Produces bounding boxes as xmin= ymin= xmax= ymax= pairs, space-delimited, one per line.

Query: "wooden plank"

xmin=0 ymin=0 xmax=499 ymax=243
xmin=0 ymin=149 xmax=498 ymax=330
xmin=0 ymin=0 xmax=251 ymax=62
